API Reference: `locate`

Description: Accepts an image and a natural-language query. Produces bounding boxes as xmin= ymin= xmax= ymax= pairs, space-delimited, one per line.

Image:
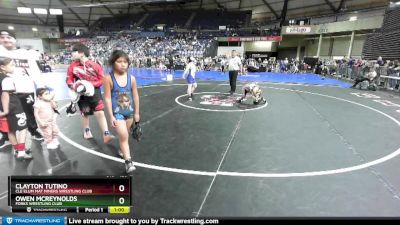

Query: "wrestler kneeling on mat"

xmin=236 ymin=82 xmax=267 ymax=105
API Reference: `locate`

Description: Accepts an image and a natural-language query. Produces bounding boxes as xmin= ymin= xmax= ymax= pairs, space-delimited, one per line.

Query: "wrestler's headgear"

xmin=74 ymin=80 xmax=95 ymax=97
xmin=66 ymin=80 xmax=94 ymax=116
xmin=131 ymin=122 xmax=143 ymax=142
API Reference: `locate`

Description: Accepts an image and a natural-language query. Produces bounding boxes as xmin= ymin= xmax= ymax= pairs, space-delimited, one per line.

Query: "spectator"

xmin=351 ymin=66 xmax=377 ymax=88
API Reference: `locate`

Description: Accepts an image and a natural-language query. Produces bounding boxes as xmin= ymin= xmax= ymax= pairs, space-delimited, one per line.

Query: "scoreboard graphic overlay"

xmin=8 ymin=176 xmax=132 ymax=214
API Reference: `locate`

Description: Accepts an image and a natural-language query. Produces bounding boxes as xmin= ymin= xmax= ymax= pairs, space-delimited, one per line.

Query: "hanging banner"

xmin=227 ymin=36 xmax=282 ymax=42
xmin=58 ymin=38 xmax=88 ymax=43
xmin=285 ymin=26 xmax=312 ymax=34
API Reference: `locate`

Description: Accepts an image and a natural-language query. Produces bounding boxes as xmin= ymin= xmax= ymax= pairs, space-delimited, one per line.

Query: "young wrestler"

xmin=66 ymin=43 xmax=114 ymax=143
xmin=237 ymin=82 xmax=267 ymax=105
xmin=182 ymin=57 xmax=197 ymax=101
xmin=103 ymin=50 xmax=140 ymax=173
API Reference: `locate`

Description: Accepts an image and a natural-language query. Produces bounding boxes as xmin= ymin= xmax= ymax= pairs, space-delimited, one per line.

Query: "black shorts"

xmin=7 ymin=95 xmax=27 ymax=132
xmin=78 ymin=88 xmax=104 ymax=116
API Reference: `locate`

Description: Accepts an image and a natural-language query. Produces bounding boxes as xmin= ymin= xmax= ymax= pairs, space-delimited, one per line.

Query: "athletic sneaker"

xmin=103 ymin=134 xmax=115 ymax=143
xmin=0 ymin=133 xmax=10 ymax=148
xmin=83 ymin=128 xmax=93 ymax=139
xmin=0 ymin=139 xmax=11 ymax=149
xmin=125 ymin=159 xmax=136 ymax=173
xmin=47 ymin=142 xmax=58 ymax=150
xmin=16 ymin=150 xmax=33 ymax=160
xmin=188 ymin=97 xmax=193 ymax=101
xmin=32 ymin=132 xmax=44 ymax=141
xmin=190 ymin=93 xmax=195 ymax=100
xmin=118 ymin=150 xmax=124 ymax=158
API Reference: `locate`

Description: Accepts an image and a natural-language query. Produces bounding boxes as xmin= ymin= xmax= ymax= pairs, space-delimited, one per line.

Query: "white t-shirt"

xmin=11 ymin=48 xmax=45 ymax=93
xmin=0 ymin=45 xmax=8 ymax=57
xmin=228 ymin=56 xmax=242 ymax=71
xmin=2 ymin=76 xmax=16 ymax=92
xmin=28 ymin=49 xmax=42 ymax=61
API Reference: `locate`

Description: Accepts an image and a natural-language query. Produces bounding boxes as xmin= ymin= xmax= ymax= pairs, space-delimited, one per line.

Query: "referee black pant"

xmin=228 ymin=70 xmax=239 ymax=93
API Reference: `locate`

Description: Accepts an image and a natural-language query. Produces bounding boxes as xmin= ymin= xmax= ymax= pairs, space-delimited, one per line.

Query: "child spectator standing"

xmin=33 ymin=88 xmax=60 ymax=150
xmin=0 ymin=56 xmax=31 ymax=159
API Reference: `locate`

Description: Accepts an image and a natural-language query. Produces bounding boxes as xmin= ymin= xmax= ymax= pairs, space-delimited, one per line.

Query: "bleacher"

xmin=141 ymin=11 xmax=192 ymax=28
xmin=190 ymin=10 xmax=249 ymax=29
xmin=362 ymin=4 xmax=400 ymax=60
xmin=97 ymin=13 xmax=144 ymax=31
xmin=89 ymin=9 xmax=250 ymax=32
xmin=380 ymin=7 xmax=400 ymax=32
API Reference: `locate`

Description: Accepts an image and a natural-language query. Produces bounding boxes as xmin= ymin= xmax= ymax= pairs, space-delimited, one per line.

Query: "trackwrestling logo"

xmin=2 ymin=216 xmax=65 ymax=225
xmin=199 ymin=94 xmax=237 ymax=107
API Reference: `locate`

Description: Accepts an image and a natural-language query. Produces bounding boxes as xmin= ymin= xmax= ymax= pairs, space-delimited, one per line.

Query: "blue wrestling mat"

xmin=115 ymin=68 xmax=352 ymax=88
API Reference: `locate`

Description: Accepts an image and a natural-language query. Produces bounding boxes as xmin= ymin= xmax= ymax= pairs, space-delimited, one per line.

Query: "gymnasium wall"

xmin=217 ymin=46 xmax=245 ymax=57
xmin=42 ymin=39 xmax=63 ymax=55
xmin=17 ymin=38 xmax=44 ymax=53
xmin=244 ymin=41 xmax=277 ymax=52
xmin=303 ymin=35 xmax=366 ymax=58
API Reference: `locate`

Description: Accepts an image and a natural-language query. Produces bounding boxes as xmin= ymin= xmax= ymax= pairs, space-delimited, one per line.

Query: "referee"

xmin=227 ymin=50 xmax=243 ymax=95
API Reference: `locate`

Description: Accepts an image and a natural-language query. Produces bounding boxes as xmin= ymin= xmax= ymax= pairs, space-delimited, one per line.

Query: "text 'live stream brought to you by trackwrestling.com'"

xmin=1 ymin=217 xmax=223 ymax=225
